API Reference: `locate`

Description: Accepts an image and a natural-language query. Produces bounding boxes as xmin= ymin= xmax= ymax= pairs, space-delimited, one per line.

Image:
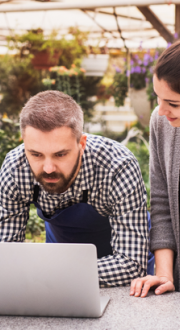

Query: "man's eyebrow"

xmin=27 ymin=149 xmax=41 ymax=153
xmin=27 ymin=149 xmax=70 ymax=154
xmin=54 ymin=149 xmax=70 ymax=154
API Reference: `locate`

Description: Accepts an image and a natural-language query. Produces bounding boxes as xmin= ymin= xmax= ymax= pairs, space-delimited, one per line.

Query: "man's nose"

xmin=43 ymin=160 xmax=56 ymax=174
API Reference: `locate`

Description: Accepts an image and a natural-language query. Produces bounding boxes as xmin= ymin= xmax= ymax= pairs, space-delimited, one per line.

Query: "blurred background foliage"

xmin=0 ymin=56 xmax=43 ymax=116
xmin=43 ymin=65 xmax=102 ymax=122
xmin=0 ymin=27 xmax=160 ymax=241
xmin=110 ymin=50 xmax=161 ymax=107
xmin=0 ymin=28 xmax=102 ymax=123
xmin=127 ymin=141 xmax=150 ymax=209
xmin=26 ymin=206 xmax=45 ymax=242
xmin=0 ymin=117 xmax=22 ymax=167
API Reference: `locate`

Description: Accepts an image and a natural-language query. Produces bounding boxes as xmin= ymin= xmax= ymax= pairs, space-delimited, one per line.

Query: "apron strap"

xmin=33 ymin=185 xmax=88 ymax=204
xmin=82 ymin=190 xmax=88 ymax=203
xmin=33 ymin=185 xmax=40 ymax=203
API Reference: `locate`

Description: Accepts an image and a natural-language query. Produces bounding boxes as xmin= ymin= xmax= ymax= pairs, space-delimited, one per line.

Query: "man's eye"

xmin=31 ymin=153 xmax=41 ymax=157
xmin=56 ymin=153 xmax=66 ymax=157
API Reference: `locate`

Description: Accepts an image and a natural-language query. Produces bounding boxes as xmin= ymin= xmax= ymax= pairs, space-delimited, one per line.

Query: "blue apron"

xmin=33 ymin=185 xmax=154 ymax=274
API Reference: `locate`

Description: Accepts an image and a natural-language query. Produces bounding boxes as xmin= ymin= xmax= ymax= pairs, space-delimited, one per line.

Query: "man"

xmin=0 ymin=90 xmax=149 ymax=287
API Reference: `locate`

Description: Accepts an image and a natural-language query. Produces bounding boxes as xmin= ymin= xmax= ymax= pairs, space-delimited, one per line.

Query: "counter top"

xmin=1 ymin=286 xmax=180 ymax=330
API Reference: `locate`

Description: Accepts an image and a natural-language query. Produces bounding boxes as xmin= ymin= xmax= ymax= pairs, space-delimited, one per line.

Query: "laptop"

xmin=0 ymin=243 xmax=110 ymax=317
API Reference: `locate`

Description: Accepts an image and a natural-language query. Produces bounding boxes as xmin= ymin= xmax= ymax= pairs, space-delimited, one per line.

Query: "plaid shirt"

xmin=0 ymin=134 xmax=148 ymax=287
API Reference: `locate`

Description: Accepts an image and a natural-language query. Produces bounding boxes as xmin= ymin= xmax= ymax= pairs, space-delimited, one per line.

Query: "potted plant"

xmin=111 ymin=50 xmax=160 ymax=127
xmin=42 ymin=64 xmax=102 ymax=123
xmin=7 ymin=28 xmax=88 ymax=70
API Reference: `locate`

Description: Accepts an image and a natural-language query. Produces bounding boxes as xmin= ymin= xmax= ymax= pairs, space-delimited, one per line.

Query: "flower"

xmin=144 ymin=53 xmax=150 ymax=62
xmin=134 ymin=66 xmax=141 ymax=73
xmin=2 ymin=113 xmax=8 ymax=119
xmin=143 ymin=61 xmax=149 ymax=67
xmin=49 ymin=66 xmax=58 ymax=72
xmin=167 ymin=42 xmax=172 ymax=48
xmin=154 ymin=51 xmax=159 ymax=60
xmin=115 ymin=67 xmax=121 ymax=73
xmin=174 ymin=32 xmax=179 ymax=39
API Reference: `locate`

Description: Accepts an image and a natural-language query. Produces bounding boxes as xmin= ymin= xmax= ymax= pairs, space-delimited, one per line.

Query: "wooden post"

xmin=137 ymin=6 xmax=174 ymax=44
xmin=175 ymin=5 xmax=180 ymax=39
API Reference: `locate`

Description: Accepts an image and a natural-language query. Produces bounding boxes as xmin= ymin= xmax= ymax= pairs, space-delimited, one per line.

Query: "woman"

xmin=130 ymin=40 xmax=180 ymax=297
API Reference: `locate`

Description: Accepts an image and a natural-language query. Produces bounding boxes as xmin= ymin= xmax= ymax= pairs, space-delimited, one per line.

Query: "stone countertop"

xmin=1 ymin=286 xmax=180 ymax=330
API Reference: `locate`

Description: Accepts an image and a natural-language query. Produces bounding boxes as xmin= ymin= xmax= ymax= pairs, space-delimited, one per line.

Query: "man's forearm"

xmin=155 ymin=249 xmax=174 ymax=282
xmin=98 ymin=254 xmax=146 ymax=287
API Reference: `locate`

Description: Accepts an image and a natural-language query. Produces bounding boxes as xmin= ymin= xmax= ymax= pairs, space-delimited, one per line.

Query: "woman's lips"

xmin=166 ymin=116 xmax=177 ymax=122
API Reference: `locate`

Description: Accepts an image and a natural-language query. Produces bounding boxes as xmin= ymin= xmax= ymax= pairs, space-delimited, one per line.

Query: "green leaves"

xmin=26 ymin=208 xmax=45 ymax=239
xmin=0 ymin=119 xmax=22 ymax=168
xmin=112 ymin=73 xmax=128 ymax=107
xmin=126 ymin=141 xmax=150 ymax=209
xmin=0 ymin=56 xmax=44 ymax=116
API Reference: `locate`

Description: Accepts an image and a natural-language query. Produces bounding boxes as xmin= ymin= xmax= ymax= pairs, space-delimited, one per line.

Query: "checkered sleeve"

xmin=97 ymin=157 xmax=149 ymax=287
xmin=0 ymin=159 xmax=30 ymax=242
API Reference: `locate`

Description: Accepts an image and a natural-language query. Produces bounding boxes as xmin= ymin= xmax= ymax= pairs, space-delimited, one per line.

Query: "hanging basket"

xmin=31 ymin=49 xmax=61 ymax=70
xmin=81 ymin=54 xmax=109 ymax=76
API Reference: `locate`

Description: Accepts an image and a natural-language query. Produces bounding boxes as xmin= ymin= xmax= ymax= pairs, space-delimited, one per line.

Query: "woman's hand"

xmin=130 ymin=275 xmax=175 ymax=298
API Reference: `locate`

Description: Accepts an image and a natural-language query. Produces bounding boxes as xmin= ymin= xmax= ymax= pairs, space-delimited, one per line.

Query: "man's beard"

xmin=32 ymin=150 xmax=81 ymax=194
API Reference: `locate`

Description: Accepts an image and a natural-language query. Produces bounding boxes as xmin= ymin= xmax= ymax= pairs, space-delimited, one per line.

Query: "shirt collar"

xmin=72 ymin=146 xmax=94 ymax=197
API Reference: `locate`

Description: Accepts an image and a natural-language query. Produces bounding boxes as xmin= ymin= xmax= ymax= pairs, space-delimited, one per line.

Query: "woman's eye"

xmin=169 ymin=103 xmax=179 ymax=108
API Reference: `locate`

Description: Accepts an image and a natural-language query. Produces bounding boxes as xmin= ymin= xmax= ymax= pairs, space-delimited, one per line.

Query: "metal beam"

xmin=87 ymin=8 xmax=174 ymax=26
xmin=81 ymin=9 xmax=113 ymax=35
xmin=175 ymin=4 xmax=180 ymax=38
xmin=137 ymin=6 xmax=175 ymax=43
xmin=113 ymin=7 xmax=128 ymax=49
xmin=1 ymin=1 xmax=180 ymax=13
xmin=87 ymin=9 xmax=145 ymax=22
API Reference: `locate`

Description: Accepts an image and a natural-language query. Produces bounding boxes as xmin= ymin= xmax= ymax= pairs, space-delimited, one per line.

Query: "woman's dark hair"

xmin=154 ymin=40 xmax=180 ymax=94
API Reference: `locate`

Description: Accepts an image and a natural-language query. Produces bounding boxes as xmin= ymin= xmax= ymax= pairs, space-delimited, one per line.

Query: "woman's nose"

xmin=158 ymin=98 xmax=170 ymax=117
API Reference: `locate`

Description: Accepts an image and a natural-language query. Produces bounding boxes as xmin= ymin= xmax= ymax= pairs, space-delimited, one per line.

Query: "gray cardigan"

xmin=150 ymin=107 xmax=180 ymax=291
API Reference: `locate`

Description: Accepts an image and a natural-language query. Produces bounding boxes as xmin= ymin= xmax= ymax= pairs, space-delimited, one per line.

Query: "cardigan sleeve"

xmin=150 ymin=109 xmax=177 ymax=253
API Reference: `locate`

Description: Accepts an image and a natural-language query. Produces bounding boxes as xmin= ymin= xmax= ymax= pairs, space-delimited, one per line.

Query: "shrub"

xmin=0 ymin=118 xmax=22 ymax=167
xmin=26 ymin=207 xmax=45 ymax=239
xmin=126 ymin=141 xmax=150 ymax=209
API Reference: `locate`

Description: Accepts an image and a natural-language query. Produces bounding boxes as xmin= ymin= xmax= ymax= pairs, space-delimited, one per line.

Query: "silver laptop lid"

xmin=0 ymin=243 xmax=109 ymax=317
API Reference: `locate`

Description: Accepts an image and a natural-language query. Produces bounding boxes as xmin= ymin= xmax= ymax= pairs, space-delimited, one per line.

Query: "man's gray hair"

xmin=20 ymin=90 xmax=84 ymax=141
